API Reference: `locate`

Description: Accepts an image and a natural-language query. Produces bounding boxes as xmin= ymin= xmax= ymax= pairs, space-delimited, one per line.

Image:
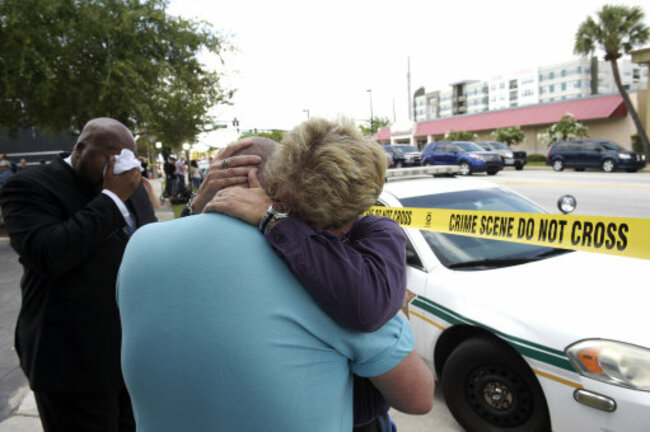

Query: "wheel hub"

xmin=465 ymin=365 xmax=532 ymax=427
xmin=483 ymin=381 xmax=513 ymax=410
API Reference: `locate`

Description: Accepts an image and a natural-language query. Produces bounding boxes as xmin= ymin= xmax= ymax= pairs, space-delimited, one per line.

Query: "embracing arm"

xmin=266 ymin=215 xmax=407 ymax=332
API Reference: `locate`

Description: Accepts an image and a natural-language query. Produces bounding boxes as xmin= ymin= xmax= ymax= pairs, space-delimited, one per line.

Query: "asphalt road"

xmin=1 ymin=167 xmax=648 ymax=430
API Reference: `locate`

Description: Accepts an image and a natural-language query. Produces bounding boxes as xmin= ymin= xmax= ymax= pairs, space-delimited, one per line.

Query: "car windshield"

xmin=456 ymin=142 xmax=483 ymax=152
xmin=400 ymin=188 xmax=571 ymax=269
xmin=486 ymin=142 xmax=508 ymax=150
xmin=391 ymin=145 xmax=419 ymax=154
xmin=599 ymin=141 xmax=624 ymax=151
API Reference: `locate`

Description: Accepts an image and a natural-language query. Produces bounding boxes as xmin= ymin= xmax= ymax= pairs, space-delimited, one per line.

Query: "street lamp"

xmin=367 ymin=89 xmax=374 ymax=134
xmin=303 ymin=109 xmax=310 ymax=120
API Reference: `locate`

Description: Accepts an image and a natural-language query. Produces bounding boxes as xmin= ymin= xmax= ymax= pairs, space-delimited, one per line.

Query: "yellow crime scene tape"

xmin=364 ymin=206 xmax=650 ymax=261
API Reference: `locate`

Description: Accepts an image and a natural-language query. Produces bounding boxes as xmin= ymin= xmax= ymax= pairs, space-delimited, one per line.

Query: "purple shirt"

xmin=266 ymin=215 xmax=407 ymax=424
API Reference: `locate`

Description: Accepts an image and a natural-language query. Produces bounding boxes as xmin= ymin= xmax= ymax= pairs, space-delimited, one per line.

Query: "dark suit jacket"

xmin=0 ymin=157 xmax=156 ymax=392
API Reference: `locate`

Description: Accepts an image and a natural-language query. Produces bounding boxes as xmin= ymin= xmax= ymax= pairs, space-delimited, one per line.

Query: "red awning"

xmin=415 ymin=94 xmax=626 ymax=137
xmin=375 ymin=127 xmax=392 ymax=143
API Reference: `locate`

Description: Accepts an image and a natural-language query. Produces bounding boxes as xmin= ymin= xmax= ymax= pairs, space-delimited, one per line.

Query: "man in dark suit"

xmin=0 ymin=117 xmax=157 ymax=432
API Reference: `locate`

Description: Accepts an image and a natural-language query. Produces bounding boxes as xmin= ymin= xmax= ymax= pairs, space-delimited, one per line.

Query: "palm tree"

xmin=575 ymin=5 xmax=650 ymax=159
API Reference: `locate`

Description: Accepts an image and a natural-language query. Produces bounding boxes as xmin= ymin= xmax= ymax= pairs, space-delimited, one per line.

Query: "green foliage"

xmin=631 ymin=134 xmax=644 ymax=154
xmin=491 ymin=126 xmax=526 ymax=146
xmin=538 ymin=114 xmax=589 ymax=147
xmin=527 ymin=154 xmax=547 ymax=163
xmin=574 ymin=5 xmax=649 ymax=61
xmin=444 ymin=130 xmax=477 ymax=141
xmin=574 ymin=4 xmax=650 ymax=159
xmin=239 ymin=130 xmax=285 ymax=143
xmin=359 ymin=116 xmax=391 ymax=135
xmin=0 ymin=0 xmax=233 ymax=149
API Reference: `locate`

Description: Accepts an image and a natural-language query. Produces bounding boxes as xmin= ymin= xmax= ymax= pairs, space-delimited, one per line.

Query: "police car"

xmin=379 ymin=170 xmax=650 ymax=432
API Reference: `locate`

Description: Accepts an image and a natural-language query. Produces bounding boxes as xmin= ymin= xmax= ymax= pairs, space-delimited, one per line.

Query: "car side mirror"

xmin=557 ymin=195 xmax=577 ymax=214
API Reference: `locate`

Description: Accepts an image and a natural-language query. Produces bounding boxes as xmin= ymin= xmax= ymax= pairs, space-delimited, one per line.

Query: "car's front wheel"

xmin=602 ymin=159 xmax=616 ymax=173
xmin=515 ymin=163 xmax=524 ymax=170
xmin=552 ymin=159 xmax=564 ymax=171
xmin=441 ymin=336 xmax=551 ymax=432
xmin=458 ymin=162 xmax=471 ymax=176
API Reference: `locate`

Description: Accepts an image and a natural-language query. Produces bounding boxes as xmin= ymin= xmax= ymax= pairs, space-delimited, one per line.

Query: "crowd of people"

xmin=0 ymin=116 xmax=434 ymax=432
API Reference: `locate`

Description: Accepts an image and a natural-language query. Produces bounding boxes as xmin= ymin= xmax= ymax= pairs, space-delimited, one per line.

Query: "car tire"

xmin=441 ymin=336 xmax=551 ymax=432
xmin=552 ymin=159 xmax=564 ymax=172
xmin=459 ymin=162 xmax=471 ymax=176
xmin=423 ymin=159 xmax=431 ymax=166
xmin=601 ymin=159 xmax=616 ymax=173
xmin=515 ymin=164 xmax=524 ymax=171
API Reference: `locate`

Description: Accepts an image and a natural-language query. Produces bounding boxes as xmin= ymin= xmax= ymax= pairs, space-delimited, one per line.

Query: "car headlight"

xmin=469 ymin=154 xmax=484 ymax=160
xmin=566 ymin=340 xmax=650 ymax=391
xmin=618 ymin=153 xmax=631 ymax=159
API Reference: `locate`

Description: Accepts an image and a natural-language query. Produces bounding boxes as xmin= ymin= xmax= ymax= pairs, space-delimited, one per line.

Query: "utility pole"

xmin=407 ymin=56 xmax=412 ymax=120
xmin=367 ymin=89 xmax=374 ymax=134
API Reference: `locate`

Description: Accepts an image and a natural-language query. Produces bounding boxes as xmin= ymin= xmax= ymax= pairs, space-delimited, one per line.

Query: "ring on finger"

xmin=220 ymin=158 xmax=230 ymax=169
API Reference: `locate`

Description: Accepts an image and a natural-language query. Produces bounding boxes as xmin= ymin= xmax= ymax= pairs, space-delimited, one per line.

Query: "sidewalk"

xmin=0 ymin=183 xmax=175 ymax=431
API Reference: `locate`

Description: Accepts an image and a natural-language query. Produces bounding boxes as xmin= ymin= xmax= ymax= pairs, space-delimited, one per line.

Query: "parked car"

xmin=546 ymin=139 xmax=646 ymax=173
xmin=379 ymin=173 xmax=650 ymax=432
xmin=476 ymin=141 xmax=527 ymax=170
xmin=421 ymin=141 xmax=503 ymax=175
xmin=382 ymin=144 xmax=422 ymax=168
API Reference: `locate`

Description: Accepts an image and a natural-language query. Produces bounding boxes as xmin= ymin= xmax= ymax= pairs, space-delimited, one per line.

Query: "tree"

xmin=444 ymin=130 xmax=477 ymax=141
xmin=239 ymin=129 xmax=286 ymax=143
xmin=0 ymin=0 xmax=232 ymax=149
xmin=359 ymin=116 xmax=390 ymax=136
xmin=491 ymin=126 xmax=526 ymax=146
xmin=538 ymin=114 xmax=589 ymax=146
xmin=574 ymin=5 xmax=650 ymax=159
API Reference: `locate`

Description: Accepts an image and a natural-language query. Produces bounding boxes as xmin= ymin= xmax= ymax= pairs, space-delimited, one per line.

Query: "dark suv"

xmin=382 ymin=145 xmax=422 ymax=168
xmin=476 ymin=141 xmax=527 ymax=170
xmin=546 ymin=140 xmax=646 ymax=173
xmin=422 ymin=141 xmax=503 ymax=175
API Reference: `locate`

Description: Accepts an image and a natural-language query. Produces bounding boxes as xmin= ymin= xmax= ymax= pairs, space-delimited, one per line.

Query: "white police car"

xmin=379 ymin=173 xmax=650 ymax=432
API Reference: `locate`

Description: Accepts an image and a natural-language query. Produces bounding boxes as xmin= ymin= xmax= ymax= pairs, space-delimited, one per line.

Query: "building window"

xmin=577 ymin=66 xmax=582 ymax=74
xmin=549 ymin=84 xmax=555 ymax=92
xmin=549 ymin=72 xmax=554 ymax=79
xmin=561 ymin=83 xmax=566 ymax=91
xmin=561 ymin=69 xmax=566 ymax=77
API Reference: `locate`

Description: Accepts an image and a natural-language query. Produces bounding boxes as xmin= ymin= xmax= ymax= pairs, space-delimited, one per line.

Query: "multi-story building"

xmin=538 ymin=58 xmax=596 ymax=103
xmin=412 ymin=56 xmax=647 ymax=122
xmin=489 ymin=68 xmax=538 ymax=110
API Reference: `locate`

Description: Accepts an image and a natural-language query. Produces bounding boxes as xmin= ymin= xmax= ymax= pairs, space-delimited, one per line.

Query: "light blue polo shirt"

xmin=117 ymin=213 xmax=413 ymax=432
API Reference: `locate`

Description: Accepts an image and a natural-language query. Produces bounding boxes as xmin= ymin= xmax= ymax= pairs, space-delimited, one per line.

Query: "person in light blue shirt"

xmin=117 ymin=120 xmax=433 ymax=432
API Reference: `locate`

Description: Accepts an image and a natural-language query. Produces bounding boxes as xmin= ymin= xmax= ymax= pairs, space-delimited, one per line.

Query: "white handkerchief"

xmin=105 ymin=149 xmax=141 ymax=176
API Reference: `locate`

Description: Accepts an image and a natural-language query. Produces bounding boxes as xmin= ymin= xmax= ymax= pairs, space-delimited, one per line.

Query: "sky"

xmin=167 ymin=0 xmax=649 ymax=148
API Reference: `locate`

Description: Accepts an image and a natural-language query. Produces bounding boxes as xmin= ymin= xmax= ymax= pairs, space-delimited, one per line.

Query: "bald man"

xmin=0 ymin=118 xmax=157 ymax=432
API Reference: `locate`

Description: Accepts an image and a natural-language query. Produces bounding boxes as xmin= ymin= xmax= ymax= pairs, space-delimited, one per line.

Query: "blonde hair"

xmin=265 ymin=117 xmax=386 ymax=229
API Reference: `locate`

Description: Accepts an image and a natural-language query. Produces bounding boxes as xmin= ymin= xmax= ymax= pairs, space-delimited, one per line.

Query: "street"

xmin=1 ymin=167 xmax=649 ymax=431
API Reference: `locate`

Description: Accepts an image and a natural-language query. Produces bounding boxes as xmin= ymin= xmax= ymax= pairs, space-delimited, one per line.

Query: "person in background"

xmin=17 ymin=158 xmax=28 ymax=172
xmin=116 ymin=121 xmax=433 ymax=432
xmin=0 ymin=117 xmax=157 ymax=432
xmin=189 ymin=160 xmax=201 ymax=189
